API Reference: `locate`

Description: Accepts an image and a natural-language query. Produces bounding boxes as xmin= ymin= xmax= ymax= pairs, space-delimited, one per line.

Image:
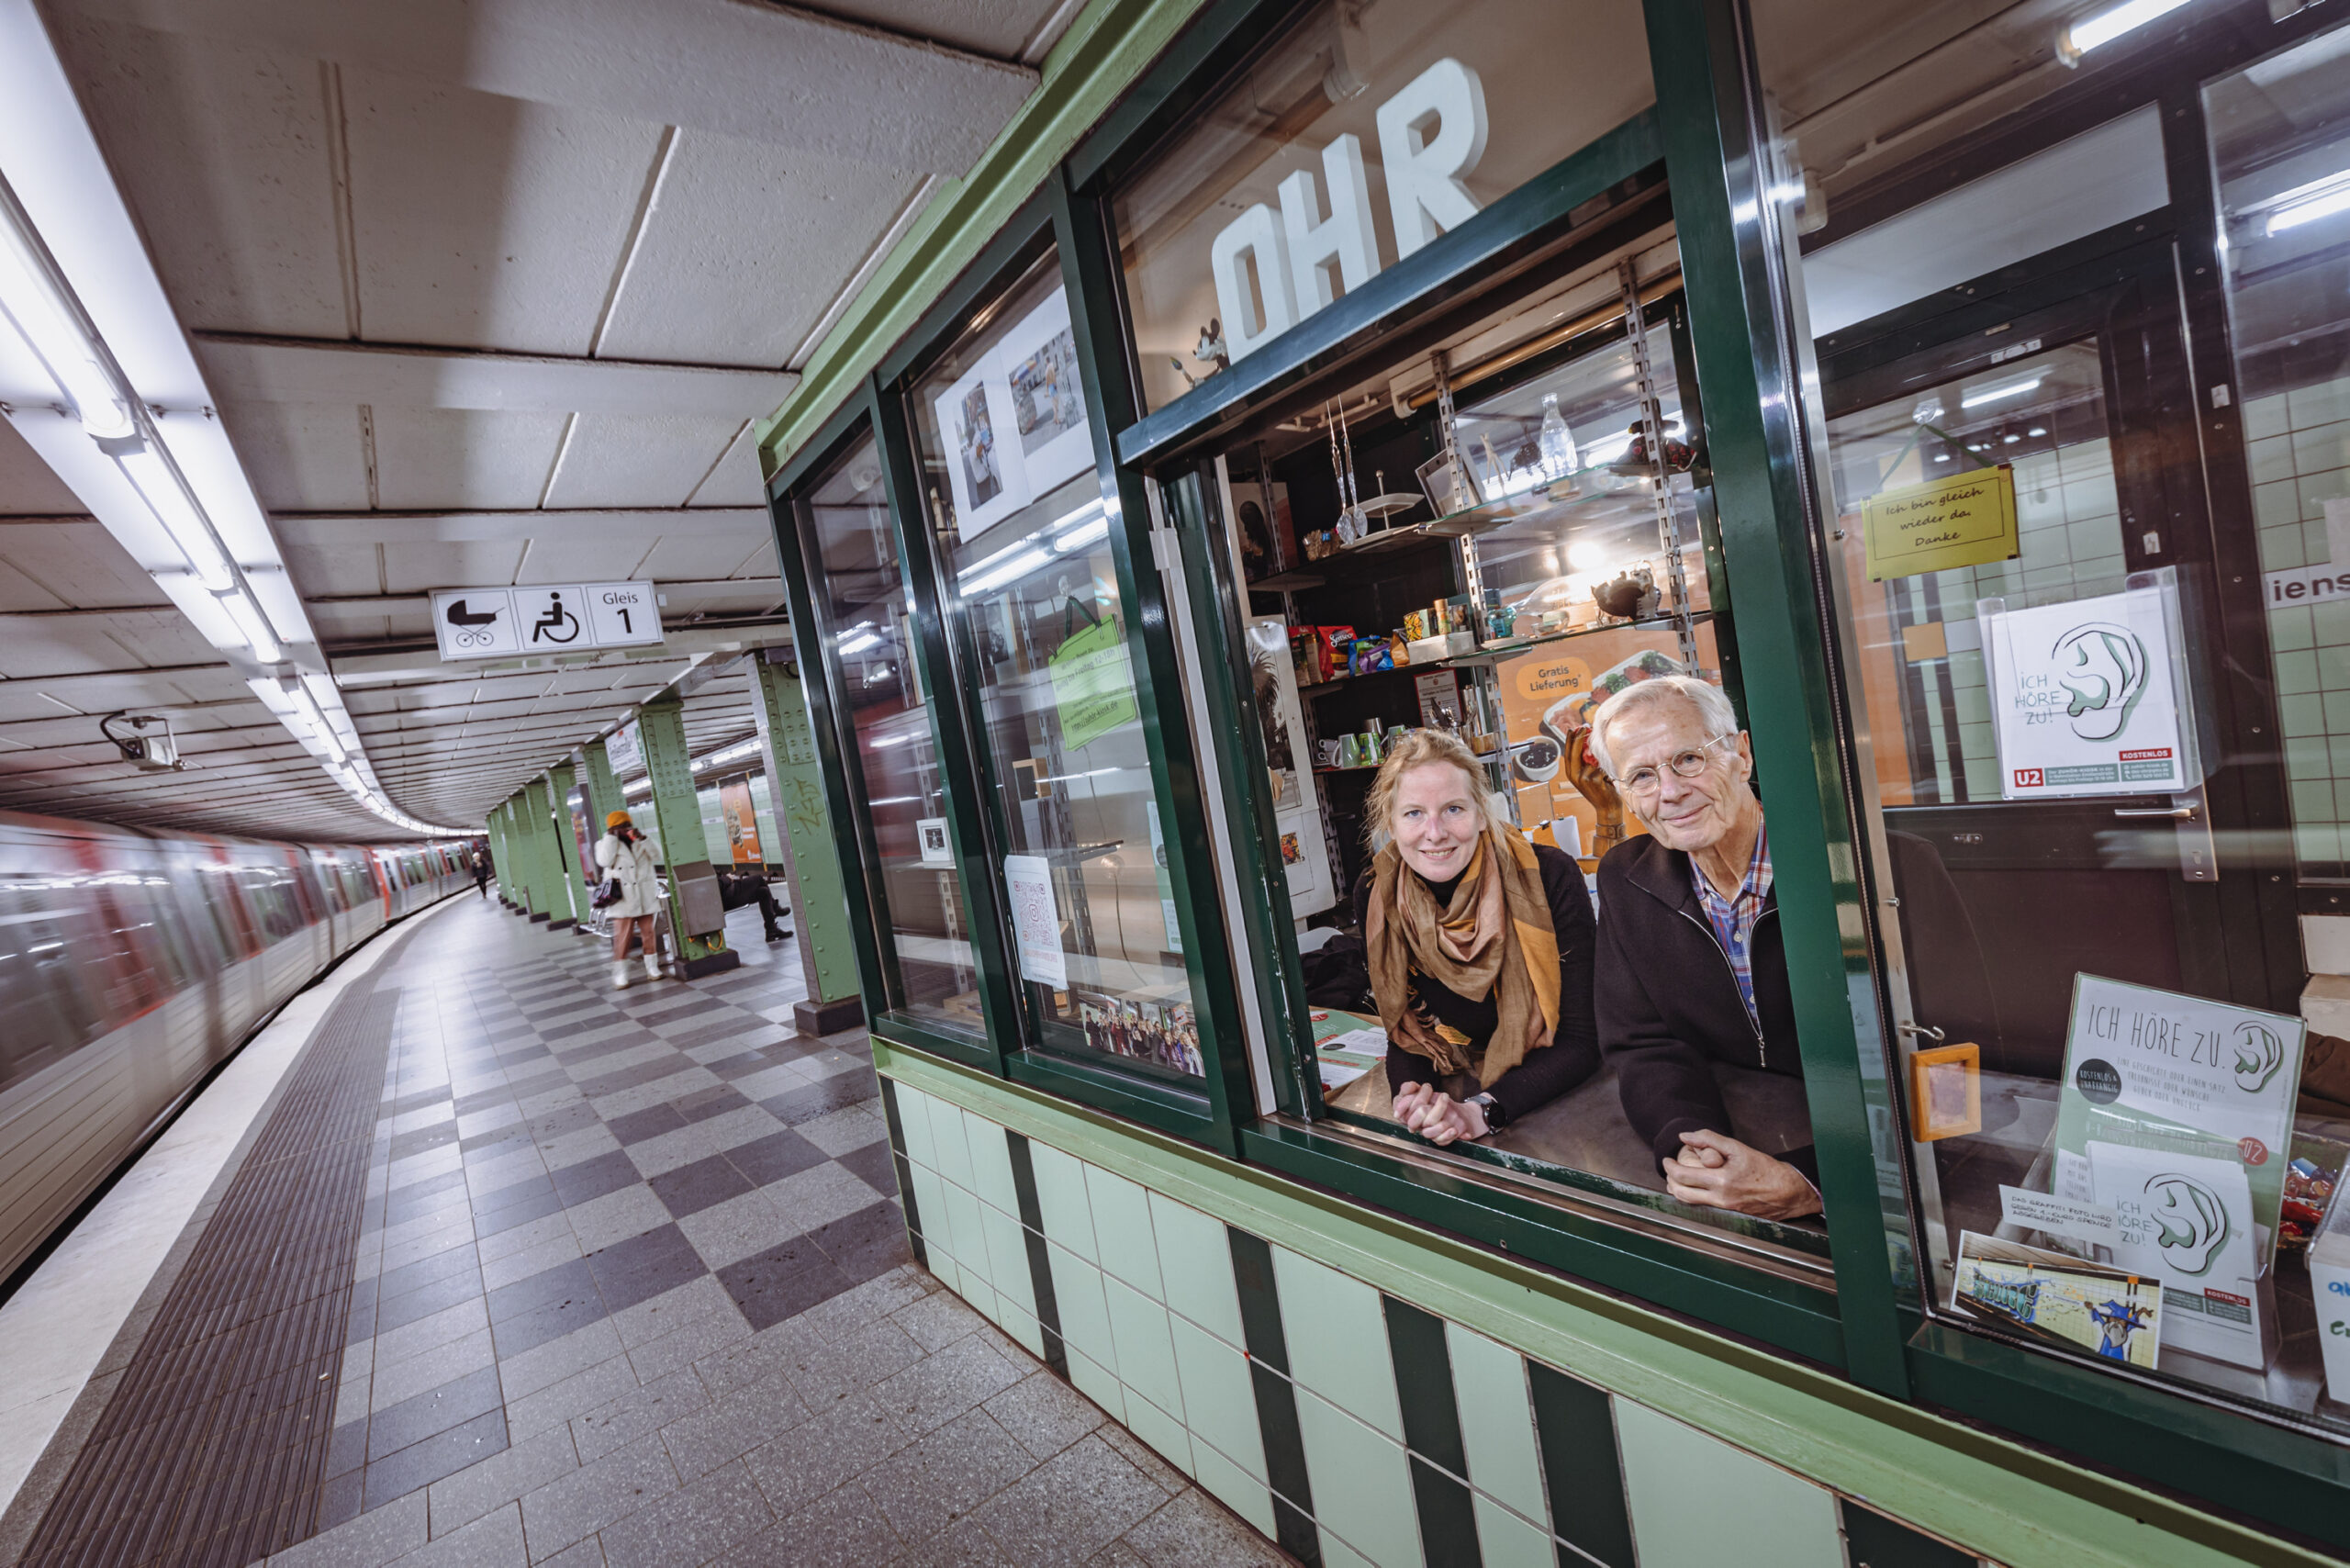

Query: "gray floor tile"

xmin=779 ymin=1316 xmax=926 ymax=1406
xmin=571 ymin=1366 xmax=710 ymax=1462
xmin=265 ymin=1489 xmax=428 ymax=1567
xmin=392 ymin=1500 xmax=529 ymax=1567
xmin=739 ymin=1387 xmax=912 ymax=1518
xmin=1116 ymin=1490 xmax=1293 ymax=1568
xmin=610 ymin=1273 xmax=736 ymax=1350
xmin=657 ymin=1376 xmax=816 ymax=1481
xmin=506 ymin=1352 xmax=642 ymax=1444
xmin=982 ymin=1369 xmax=1110 ymax=1462
xmin=591 ymin=1458 xmax=775 ymax=1568
xmin=516 ymin=1428 xmax=681 ymax=1562
xmin=868 ymin=1329 xmax=1029 ymax=1437
xmin=500 ymin=1318 xmax=628 ymax=1402
xmin=717 ymin=1479 xmax=902 ymax=1568
xmin=428 ymin=1423 xmax=583 ymax=1540
xmin=857 ymin=1407 xmax=1038 ymax=1544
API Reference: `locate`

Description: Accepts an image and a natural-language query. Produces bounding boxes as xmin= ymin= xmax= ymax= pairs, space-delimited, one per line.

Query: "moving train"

xmin=0 ymin=809 xmax=477 ymax=1285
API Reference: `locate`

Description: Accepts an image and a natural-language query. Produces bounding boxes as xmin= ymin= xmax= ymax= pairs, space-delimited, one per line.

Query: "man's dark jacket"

xmin=1594 ymin=833 xmax=1815 ymax=1185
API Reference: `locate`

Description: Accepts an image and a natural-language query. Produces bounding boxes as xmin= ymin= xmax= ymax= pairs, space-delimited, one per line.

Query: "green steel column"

xmin=545 ymin=762 xmax=584 ymax=928
xmin=749 ymin=652 xmax=862 ymax=1032
xmin=498 ymin=798 xmax=530 ymax=914
xmin=521 ymin=778 xmax=560 ymax=923
xmin=582 ymin=739 xmax=623 ymax=835
xmin=637 ymin=698 xmax=741 ymax=979
xmin=487 ymin=804 xmax=506 ymax=907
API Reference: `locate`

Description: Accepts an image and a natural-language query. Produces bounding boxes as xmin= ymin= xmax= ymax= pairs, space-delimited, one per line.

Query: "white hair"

xmin=1586 ymin=676 xmax=1740 ymax=779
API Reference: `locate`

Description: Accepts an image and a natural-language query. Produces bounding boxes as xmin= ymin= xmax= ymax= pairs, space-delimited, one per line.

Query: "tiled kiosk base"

xmin=874 ymin=1045 xmax=2314 ymax=1568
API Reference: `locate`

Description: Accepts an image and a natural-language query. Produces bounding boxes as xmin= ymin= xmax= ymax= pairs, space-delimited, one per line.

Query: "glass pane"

xmin=1760 ymin=4 xmax=2350 ymax=1439
xmin=1113 ymin=0 xmax=1654 ymax=414
xmin=2210 ymin=31 xmax=2350 ymax=884
xmin=801 ymin=434 xmax=984 ymax=1029
xmin=912 ymin=252 xmax=1205 ymax=1081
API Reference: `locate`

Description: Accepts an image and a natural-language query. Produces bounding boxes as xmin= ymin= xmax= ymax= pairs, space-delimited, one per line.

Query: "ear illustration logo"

xmin=2143 ymin=1173 xmax=2229 ymax=1276
xmin=2051 ymin=622 xmax=2148 ymax=741
xmin=2231 ymin=1021 xmax=2287 ymax=1094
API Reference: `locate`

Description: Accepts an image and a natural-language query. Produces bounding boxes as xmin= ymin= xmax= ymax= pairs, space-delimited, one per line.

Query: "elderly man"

xmin=1584 ymin=676 xmax=1819 ymax=1220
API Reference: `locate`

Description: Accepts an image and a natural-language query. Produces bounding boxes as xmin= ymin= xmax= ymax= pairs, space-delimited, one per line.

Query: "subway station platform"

xmin=0 ymin=895 xmax=1281 ymax=1568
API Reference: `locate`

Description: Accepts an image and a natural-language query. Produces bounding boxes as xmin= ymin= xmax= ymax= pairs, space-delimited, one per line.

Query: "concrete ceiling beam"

xmin=196 ymin=335 xmax=799 ymax=416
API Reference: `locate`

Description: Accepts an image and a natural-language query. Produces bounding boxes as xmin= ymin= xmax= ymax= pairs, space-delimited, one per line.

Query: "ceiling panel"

xmin=826 ymin=0 xmax=1069 ymax=59
xmin=280 ymin=540 xmax=386 ymax=599
xmin=0 ymin=521 xmax=168 ymax=609
xmin=634 ymin=533 xmax=775 ymax=582
xmin=513 ymin=535 xmax=650 ymax=584
xmin=344 ymin=70 xmax=660 ymax=354
xmin=54 ymin=17 xmax=348 ymax=338
xmin=687 ymin=423 xmax=767 ymax=508
xmin=0 ymin=420 xmax=88 ymax=515
xmin=594 ymin=128 xmax=922 ymax=366
xmin=218 ymin=399 xmax=372 ymax=511
xmin=370 ymin=408 xmax=568 ymax=511
xmin=378 ymin=538 xmax=532 ymax=594
xmin=543 ymin=412 xmax=747 ymax=510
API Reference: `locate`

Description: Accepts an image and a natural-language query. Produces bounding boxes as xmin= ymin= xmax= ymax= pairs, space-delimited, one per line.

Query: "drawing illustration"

xmin=2232 ymin=1019 xmax=2288 ymax=1094
xmin=2051 ymin=622 xmax=2147 ymax=741
xmin=2144 ymin=1172 xmax=2230 ymax=1275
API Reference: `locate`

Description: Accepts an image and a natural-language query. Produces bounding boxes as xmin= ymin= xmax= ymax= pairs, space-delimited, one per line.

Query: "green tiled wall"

xmin=2247 ymin=375 xmax=2350 ymax=877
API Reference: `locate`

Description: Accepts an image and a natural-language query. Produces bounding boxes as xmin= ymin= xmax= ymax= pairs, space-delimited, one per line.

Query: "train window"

xmin=95 ymin=873 xmax=190 ymax=999
xmin=237 ymin=867 xmax=303 ymax=943
xmin=163 ymin=866 xmax=231 ymax=975
xmin=0 ymin=880 xmax=103 ymax=1085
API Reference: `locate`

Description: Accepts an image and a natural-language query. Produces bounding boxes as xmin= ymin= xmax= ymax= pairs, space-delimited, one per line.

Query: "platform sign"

xmin=431 ymin=580 xmax=665 ymax=663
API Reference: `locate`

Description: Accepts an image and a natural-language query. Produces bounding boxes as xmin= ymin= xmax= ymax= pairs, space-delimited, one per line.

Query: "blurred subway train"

xmin=0 ymin=809 xmax=476 ymax=1284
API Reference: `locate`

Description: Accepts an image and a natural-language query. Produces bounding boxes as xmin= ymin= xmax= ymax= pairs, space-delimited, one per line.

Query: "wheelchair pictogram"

xmin=442 ymin=597 xmax=505 ymax=650
xmin=530 ymin=591 xmax=582 ymax=644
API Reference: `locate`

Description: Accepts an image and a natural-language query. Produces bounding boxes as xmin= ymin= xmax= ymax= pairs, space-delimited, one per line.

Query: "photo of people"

xmin=1077 ymin=994 xmax=1203 ymax=1078
xmin=957 ymin=383 xmax=1002 ymax=509
xmin=1011 ymin=327 xmax=1085 ymax=457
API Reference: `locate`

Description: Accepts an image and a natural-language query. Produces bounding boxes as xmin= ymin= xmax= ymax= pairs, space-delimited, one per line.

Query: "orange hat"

xmin=605 ymin=810 xmax=632 ymax=829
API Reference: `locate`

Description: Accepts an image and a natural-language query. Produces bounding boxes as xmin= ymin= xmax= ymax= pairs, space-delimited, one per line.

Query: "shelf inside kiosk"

xmin=1203 ymin=251 xmax=1823 ymax=1260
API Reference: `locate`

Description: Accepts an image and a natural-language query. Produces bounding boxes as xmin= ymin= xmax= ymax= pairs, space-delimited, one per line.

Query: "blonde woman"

xmin=1353 ymin=730 xmax=1599 ymax=1145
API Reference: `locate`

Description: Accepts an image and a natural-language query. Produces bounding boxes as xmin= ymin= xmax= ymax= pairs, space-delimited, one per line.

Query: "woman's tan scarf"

xmin=1364 ymin=830 xmax=1561 ymax=1085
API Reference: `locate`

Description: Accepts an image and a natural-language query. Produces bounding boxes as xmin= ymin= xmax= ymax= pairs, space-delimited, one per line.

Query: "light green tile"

xmin=927 ymin=1096 xmax=975 ymax=1191
xmin=909 ymin=1165 xmax=952 ymax=1262
xmin=2283 ymin=693 xmax=2326 ymax=738
xmin=966 ymin=1114 xmax=1020 ymax=1218
xmin=2306 ymin=466 xmax=2350 ymax=512
xmin=1616 ymin=1401 xmax=1842 ymax=1568
xmin=944 ymin=1182 xmax=989 ymax=1286
xmin=2323 ymin=690 xmax=2350 ymax=734
xmin=959 ymin=1271 xmax=1001 ymax=1322
xmin=2277 ymin=649 xmax=2321 ymax=696
xmin=1050 ymin=1242 xmax=1117 ymax=1372
xmin=2329 ymin=736 xmax=2350 ymax=778
xmin=2293 ymin=780 xmax=2336 ymax=825
xmin=2288 ymin=377 xmax=2350 ymax=431
xmin=1087 ymin=1164 xmax=1164 ymax=1299
xmin=1472 ymin=1493 xmax=1553 ymax=1568
xmin=2273 ymin=604 xmax=2316 ymax=652
xmin=891 ymin=1081 xmax=937 ymax=1170
xmin=1069 ymin=1347 xmax=1125 ymax=1422
xmin=1318 ymin=1529 xmax=1379 ymax=1568
xmin=2288 ymin=737 xmax=2332 ymax=780
xmin=1445 ymin=1324 xmax=1544 ymax=1525
xmin=2250 ymin=431 xmax=2298 ymax=487
xmin=928 ymin=1250 xmax=963 ymax=1297
xmin=1104 ymin=1273 xmax=1184 ymax=1419
xmin=1149 ymin=1191 xmax=1243 ymax=1348
xmin=1028 ymin=1140 xmax=1096 ymax=1261
xmin=1192 ymin=1438 xmax=1278 ymax=1538
xmin=2290 ymin=421 xmax=2350 ymax=478
xmin=981 ymin=1202 xmax=1035 ymax=1318
xmin=2315 ymin=599 xmax=2350 ymax=645
xmin=1296 ymin=1390 xmax=1420 ymax=1568
xmin=2244 ymin=390 xmax=2290 ymax=441
xmin=1273 ymin=1247 xmax=1403 ymax=1440
xmin=1123 ymin=1391 xmax=1194 ymax=1477
xmin=2255 ymin=477 xmax=2306 ymax=535
xmin=998 ymin=1300 xmax=1046 ymax=1360
xmin=1170 ymin=1314 xmax=1265 ymax=1483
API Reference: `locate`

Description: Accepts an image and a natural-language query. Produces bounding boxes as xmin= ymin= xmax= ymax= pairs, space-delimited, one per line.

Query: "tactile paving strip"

xmin=17 ymin=984 xmax=400 ymax=1568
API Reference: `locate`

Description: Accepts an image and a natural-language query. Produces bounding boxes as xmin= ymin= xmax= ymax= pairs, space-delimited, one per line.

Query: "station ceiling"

xmin=0 ymin=0 xmax=1077 ymax=840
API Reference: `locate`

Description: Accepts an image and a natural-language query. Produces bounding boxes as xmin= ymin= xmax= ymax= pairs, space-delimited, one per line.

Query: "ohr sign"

xmin=1210 ymin=58 xmax=1490 ymax=363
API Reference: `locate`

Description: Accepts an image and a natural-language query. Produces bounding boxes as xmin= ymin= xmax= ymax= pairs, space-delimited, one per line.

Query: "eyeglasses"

xmin=1613 ymin=733 xmax=1736 ymax=796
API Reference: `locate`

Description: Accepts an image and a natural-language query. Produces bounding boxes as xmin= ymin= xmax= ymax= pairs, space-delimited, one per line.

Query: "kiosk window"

xmin=800 ymin=436 xmax=985 ymax=1028
xmin=912 ymin=252 xmax=1206 ymax=1080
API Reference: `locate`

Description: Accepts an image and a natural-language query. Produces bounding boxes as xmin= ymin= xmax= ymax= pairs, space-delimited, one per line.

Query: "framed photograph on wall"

xmin=995 ymin=287 xmax=1094 ymax=499
xmin=934 ymin=360 xmax=1030 ymax=540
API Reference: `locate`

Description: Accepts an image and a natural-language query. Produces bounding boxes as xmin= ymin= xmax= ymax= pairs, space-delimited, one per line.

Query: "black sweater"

xmin=1593 ymin=834 xmax=1815 ymax=1183
xmin=1349 ymin=843 xmax=1600 ymax=1125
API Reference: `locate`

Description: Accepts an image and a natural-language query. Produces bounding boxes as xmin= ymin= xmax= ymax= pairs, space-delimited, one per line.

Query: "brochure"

xmin=2088 ymin=1140 xmax=2263 ymax=1369
xmin=1951 ymin=1230 xmax=2160 ymax=1369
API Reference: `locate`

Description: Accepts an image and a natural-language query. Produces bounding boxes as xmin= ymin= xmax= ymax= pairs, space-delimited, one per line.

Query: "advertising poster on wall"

xmin=1249 ymin=617 xmax=1334 ymax=914
xmin=719 ymin=777 xmax=761 ymax=864
xmin=1492 ymin=622 xmax=1719 ymax=852
xmin=932 ymin=286 xmax=1096 ymax=542
xmin=1003 ymin=855 xmax=1067 ymax=988
xmin=1980 ymin=580 xmax=2193 ymax=800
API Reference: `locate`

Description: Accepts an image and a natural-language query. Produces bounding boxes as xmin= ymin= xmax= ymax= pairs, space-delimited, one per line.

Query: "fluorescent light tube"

xmin=0 ymin=196 xmax=131 ymax=440
xmin=244 ymin=675 xmax=296 ymax=713
xmin=836 ymin=630 xmax=881 ymax=656
xmin=154 ymin=571 xmax=247 ymax=650
xmin=1960 ymin=376 xmax=2045 ymax=409
xmin=1055 ymin=519 xmax=1111 ymax=553
xmin=118 ymin=445 xmax=232 ymax=588
xmin=2057 ymin=0 xmax=2191 ymax=62
xmin=2266 ymin=170 xmax=2350 ymax=236
xmin=219 ymin=588 xmax=281 ymax=663
xmin=960 ymin=548 xmax=1049 ymax=596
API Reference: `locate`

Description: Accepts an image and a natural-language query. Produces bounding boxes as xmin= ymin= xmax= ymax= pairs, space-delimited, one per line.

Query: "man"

xmin=715 ymin=868 xmax=790 ymax=943
xmin=1586 ymin=676 xmax=1818 ymax=1220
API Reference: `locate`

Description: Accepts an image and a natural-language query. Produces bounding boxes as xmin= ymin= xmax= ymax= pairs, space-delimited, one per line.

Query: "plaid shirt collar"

xmin=1690 ymin=823 xmax=1772 ymax=1021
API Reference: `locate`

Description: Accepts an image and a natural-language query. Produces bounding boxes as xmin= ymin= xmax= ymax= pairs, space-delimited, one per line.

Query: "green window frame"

xmin=755 ymin=0 xmax=2350 ymax=1547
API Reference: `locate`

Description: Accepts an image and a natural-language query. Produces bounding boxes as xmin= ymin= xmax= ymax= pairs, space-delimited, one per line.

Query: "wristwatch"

xmin=1468 ymin=1092 xmax=1507 ymax=1132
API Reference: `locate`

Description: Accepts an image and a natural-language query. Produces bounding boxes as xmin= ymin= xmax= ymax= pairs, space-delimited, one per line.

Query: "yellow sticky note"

xmin=1863 ymin=465 xmax=2019 ymax=582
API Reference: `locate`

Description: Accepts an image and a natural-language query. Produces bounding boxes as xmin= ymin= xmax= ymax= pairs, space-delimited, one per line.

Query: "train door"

xmin=1818 ymin=236 xmax=2297 ymax=1083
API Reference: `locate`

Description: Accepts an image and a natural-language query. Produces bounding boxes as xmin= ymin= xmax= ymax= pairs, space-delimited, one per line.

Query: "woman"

xmin=595 ymin=810 xmax=666 ymax=990
xmin=1353 ymin=730 xmax=1600 ymax=1145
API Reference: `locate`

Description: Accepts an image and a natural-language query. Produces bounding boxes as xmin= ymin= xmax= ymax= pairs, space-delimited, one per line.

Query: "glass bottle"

xmin=1539 ymin=392 xmax=1578 ymax=478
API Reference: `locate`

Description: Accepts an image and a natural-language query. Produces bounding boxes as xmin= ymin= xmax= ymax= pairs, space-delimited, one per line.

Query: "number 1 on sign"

xmin=618 ymin=608 xmax=632 ymax=633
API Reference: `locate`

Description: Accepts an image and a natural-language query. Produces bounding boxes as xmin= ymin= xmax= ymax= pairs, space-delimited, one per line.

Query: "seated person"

xmin=715 ymin=868 xmax=790 ymax=943
xmin=1585 ymin=675 xmax=1820 ymax=1220
xmin=1350 ymin=731 xmax=1600 ymax=1145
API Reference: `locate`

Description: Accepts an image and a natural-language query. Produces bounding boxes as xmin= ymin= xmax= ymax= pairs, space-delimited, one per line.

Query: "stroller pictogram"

xmin=443 ymin=597 xmax=504 ymax=649
xmin=530 ymin=591 xmax=581 ymax=644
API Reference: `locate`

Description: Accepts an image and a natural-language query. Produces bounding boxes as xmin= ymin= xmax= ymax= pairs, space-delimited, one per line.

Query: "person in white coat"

xmin=595 ymin=811 xmax=666 ymax=989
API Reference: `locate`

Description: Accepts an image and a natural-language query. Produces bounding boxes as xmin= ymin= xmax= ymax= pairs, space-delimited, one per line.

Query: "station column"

xmin=543 ymin=762 xmax=584 ymax=928
xmin=636 ymin=698 xmax=739 ymax=979
xmin=519 ymin=781 xmax=556 ymax=923
xmin=581 ymin=738 xmax=623 ymax=835
xmin=488 ymin=802 xmax=512 ymax=908
xmin=749 ymin=652 xmax=863 ymax=1033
